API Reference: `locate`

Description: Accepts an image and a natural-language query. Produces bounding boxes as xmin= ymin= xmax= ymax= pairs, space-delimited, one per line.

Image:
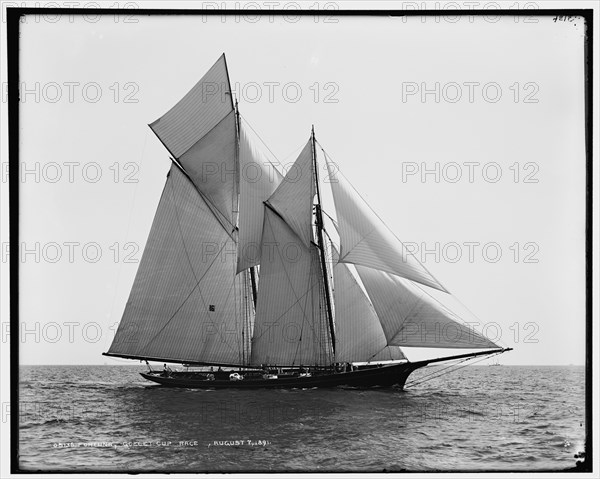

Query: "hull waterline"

xmin=139 ymin=362 xmax=423 ymax=389
xmin=134 ymin=348 xmax=512 ymax=389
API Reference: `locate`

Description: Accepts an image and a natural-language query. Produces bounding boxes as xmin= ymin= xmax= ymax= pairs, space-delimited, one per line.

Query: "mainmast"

xmin=235 ymin=98 xmax=255 ymax=368
xmin=235 ymin=98 xmax=259 ymax=308
xmin=311 ymin=126 xmax=336 ymax=359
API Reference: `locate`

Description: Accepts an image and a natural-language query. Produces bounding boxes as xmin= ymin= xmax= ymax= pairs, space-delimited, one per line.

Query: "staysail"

xmin=325 ymin=156 xmax=447 ymax=293
xmin=237 ymin=122 xmax=283 ymax=272
xmin=355 ymin=264 xmax=499 ymax=349
xmin=107 ymin=165 xmax=253 ymax=364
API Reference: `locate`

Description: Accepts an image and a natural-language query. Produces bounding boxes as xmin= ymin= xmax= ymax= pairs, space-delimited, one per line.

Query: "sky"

xmin=0 ymin=6 xmax=595 ymax=367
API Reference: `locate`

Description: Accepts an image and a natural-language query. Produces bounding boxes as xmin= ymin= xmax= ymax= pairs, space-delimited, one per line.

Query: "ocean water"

xmin=18 ymin=365 xmax=585 ymax=472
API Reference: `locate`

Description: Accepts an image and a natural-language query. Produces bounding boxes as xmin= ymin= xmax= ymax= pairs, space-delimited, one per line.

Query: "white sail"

xmin=325 ymin=158 xmax=447 ymax=292
xmin=266 ymin=140 xmax=315 ymax=247
xmin=331 ymin=247 xmax=392 ymax=363
xmin=250 ymin=208 xmax=332 ymax=366
xmin=177 ymin=110 xmax=237 ymax=226
xmin=108 ymin=165 xmax=253 ymax=365
xmin=149 ymin=54 xmax=233 ymax=159
xmin=149 ymin=55 xmax=237 ymax=226
xmin=355 ymin=265 xmax=498 ymax=349
xmin=369 ymin=347 xmax=407 ymax=362
xmin=237 ymin=123 xmax=283 ymax=272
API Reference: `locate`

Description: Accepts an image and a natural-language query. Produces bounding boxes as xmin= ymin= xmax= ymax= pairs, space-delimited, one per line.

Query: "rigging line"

xmin=290 ymin=247 xmax=314 ymax=367
xmin=409 ymin=279 xmax=502 ymax=347
xmin=106 ymin=128 xmax=149 ymax=349
xmin=405 ymin=350 xmax=503 ymax=388
xmin=315 ymin=140 xmax=447 ymax=293
xmin=238 ymin=113 xmax=305 ymax=168
xmin=443 ymin=293 xmax=510 ymax=349
xmin=404 ymin=355 xmax=492 ymax=389
xmin=244 ymin=269 xmax=253 ymax=365
xmin=367 ymin=346 xmax=398 ymax=363
xmin=405 ymin=357 xmax=475 ymax=387
xmin=321 ymin=208 xmax=339 ymax=230
xmin=235 ymin=246 xmax=242 ymax=367
xmin=237 ymin=113 xmax=281 ymax=165
xmin=290 ymin=246 xmax=328 ymax=367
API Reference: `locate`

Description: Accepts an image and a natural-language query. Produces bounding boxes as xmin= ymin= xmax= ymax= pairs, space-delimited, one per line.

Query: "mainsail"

xmin=250 ymin=208 xmax=332 ymax=366
xmin=106 ymin=54 xmax=503 ymax=372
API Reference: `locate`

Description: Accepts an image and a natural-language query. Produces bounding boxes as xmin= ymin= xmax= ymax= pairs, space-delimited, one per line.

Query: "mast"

xmin=235 ymin=98 xmax=256 ymax=367
xmin=311 ymin=125 xmax=336 ymax=359
xmin=235 ymin=98 xmax=258 ymax=308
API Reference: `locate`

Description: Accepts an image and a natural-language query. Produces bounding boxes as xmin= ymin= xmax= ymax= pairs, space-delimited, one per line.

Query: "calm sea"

xmin=17 ymin=365 xmax=585 ymax=472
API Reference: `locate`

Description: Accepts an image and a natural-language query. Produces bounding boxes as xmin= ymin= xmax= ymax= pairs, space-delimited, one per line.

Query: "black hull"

xmin=140 ymin=362 xmax=423 ymax=390
xmin=130 ymin=349 xmax=511 ymax=390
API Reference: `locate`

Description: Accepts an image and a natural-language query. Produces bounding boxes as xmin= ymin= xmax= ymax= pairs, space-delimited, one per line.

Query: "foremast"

xmin=311 ymin=126 xmax=336 ymax=360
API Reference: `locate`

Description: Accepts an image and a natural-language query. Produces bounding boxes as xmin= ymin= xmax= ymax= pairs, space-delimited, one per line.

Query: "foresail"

xmin=266 ymin=141 xmax=315 ymax=247
xmin=149 ymin=54 xmax=237 ymax=226
xmin=237 ymin=123 xmax=283 ymax=272
xmin=107 ymin=165 xmax=253 ymax=365
xmin=250 ymin=208 xmax=332 ymax=366
xmin=331 ymin=247 xmax=391 ymax=363
xmin=355 ymin=265 xmax=498 ymax=349
xmin=325 ymin=158 xmax=446 ymax=292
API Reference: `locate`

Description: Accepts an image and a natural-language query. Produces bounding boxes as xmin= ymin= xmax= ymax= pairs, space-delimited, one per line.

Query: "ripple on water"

xmin=17 ymin=365 xmax=586 ymax=472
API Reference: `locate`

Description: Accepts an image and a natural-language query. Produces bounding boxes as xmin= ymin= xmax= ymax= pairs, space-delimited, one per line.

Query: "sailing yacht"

xmin=103 ymin=54 xmax=511 ymax=389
